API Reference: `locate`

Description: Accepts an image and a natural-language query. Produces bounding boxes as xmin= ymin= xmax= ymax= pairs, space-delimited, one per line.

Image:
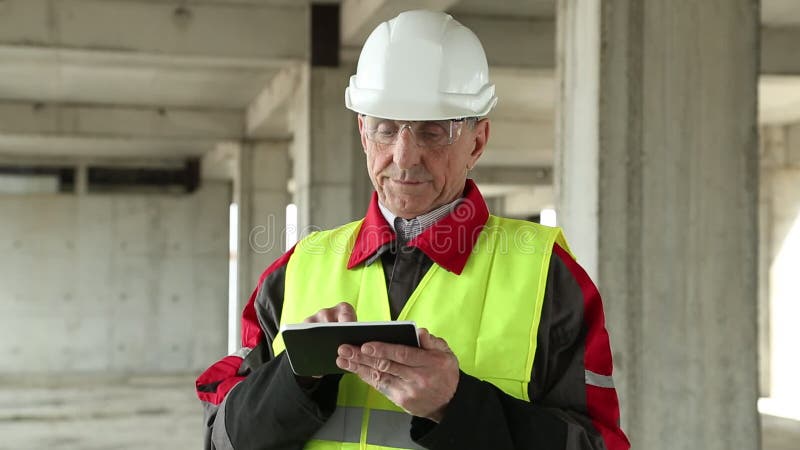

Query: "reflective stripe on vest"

xmin=274 ymin=215 xmax=572 ymax=450
xmin=308 ymin=407 xmax=425 ymax=449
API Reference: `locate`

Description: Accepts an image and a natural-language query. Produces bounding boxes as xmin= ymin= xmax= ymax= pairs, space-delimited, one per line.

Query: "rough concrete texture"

xmin=0 ymin=182 xmax=229 ymax=374
xmin=557 ymin=0 xmax=760 ymax=448
xmin=237 ymin=142 xmax=290 ymax=312
xmin=292 ymin=65 xmax=368 ymax=232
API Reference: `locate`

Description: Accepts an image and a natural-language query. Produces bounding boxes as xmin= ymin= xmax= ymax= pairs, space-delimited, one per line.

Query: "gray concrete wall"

xmin=0 ymin=181 xmax=229 ymax=374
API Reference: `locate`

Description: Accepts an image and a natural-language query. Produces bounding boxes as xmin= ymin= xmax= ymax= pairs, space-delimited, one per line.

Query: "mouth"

xmin=388 ymin=178 xmax=429 ymax=186
xmin=394 ymin=179 xmax=423 ymax=184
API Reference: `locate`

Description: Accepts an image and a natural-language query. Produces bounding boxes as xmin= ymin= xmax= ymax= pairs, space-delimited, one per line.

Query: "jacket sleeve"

xmin=194 ymin=246 xmax=342 ymax=450
xmin=409 ymin=243 xmax=630 ymax=450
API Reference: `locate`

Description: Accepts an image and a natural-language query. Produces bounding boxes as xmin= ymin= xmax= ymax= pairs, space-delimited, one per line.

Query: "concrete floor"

xmin=0 ymin=375 xmax=797 ymax=450
xmin=0 ymin=375 xmax=201 ymax=450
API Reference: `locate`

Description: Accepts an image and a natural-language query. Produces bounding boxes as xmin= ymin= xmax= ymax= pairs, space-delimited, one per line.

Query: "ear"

xmin=357 ymin=115 xmax=368 ymax=152
xmin=468 ymin=118 xmax=490 ymax=166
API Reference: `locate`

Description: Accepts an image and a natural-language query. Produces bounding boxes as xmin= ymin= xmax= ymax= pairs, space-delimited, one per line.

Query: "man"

xmin=196 ymin=10 xmax=629 ymax=450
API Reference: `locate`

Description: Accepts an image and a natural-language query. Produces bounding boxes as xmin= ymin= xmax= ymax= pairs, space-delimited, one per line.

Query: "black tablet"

xmin=280 ymin=321 xmax=419 ymax=376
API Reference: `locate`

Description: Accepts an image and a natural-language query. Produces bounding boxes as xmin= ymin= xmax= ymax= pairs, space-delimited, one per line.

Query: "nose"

xmin=392 ymin=126 xmax=423 ymax=170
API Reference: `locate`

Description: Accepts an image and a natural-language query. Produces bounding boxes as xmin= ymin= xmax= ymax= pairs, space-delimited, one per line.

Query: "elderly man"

xmin=196 ymin=10 xmax=629 ymax=450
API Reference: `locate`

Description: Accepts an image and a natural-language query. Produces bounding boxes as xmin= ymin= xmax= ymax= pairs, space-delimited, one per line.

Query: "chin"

xmin=383 ymin=198 xmax=415 ymax=216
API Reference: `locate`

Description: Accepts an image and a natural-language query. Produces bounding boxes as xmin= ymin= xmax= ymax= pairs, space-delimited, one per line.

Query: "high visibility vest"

xmin=273 ymin=215 xmax=571 ymax=450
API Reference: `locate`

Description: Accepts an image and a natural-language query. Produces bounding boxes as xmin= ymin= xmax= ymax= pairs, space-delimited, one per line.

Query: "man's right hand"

xmin=303 ymin=301 xmax=357 ymax=324
xmin=295 ymin=302 xmax=357 ymax=382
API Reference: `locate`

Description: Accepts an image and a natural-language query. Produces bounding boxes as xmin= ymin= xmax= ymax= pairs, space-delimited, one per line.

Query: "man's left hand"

xmin=336 ymin=328 xmax=459 ymax=423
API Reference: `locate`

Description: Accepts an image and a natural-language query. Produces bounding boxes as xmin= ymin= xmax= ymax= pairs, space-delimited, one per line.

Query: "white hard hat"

xmin=345 ymin=10 xmax=498 ymax=121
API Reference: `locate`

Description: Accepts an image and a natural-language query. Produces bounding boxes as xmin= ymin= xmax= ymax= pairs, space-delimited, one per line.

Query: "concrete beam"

xmin=340 ymin=13 xmax=556 ymax=68
xmin=246 ymin=65 xmax=302 ymax=139
xmin=470 ymin=166 xmax=553 ymax=186
xmin=761 ymin=27 xmax=800 ymax=75
xmin=0 ymin=102 xmax=243 ymax=140
xmin=0 ymin=45 xmax=282 ymax=108
xmin=344 ymin=18 xmax=799 ymax=76
xmin=341 ymin=0 xmax=460 ymax=47
xmin=0 ymin=134 xmax=217 ymax=158
xmin=458 ymin=15 xmax=555 ymax=69
xmin=201 ymin=142 xmax=239 ymax=181
xmin=0 ymin=0 xmax=307 ymax=61
xmin=0 ymin=154 xmax=190 ymax=169
xmin=470 ymin=20 xmax=800 ymax=75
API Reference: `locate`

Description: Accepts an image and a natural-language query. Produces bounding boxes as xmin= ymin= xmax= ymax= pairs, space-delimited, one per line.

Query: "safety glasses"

xmin=362 ymin=115 xmax=476 ymax=148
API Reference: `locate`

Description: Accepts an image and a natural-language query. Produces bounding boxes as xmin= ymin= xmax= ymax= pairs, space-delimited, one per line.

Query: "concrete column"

xmin=290 ymin=4 xmax=369 ymax=234
xmin=233 ymin=141 xmax=290 ymax=341
xmin=556 ymin=1 xmax=760 ymax=449
xmin=291 ymin=64 xmax=364 ymax=233
xmin=243 ymin=142 xmax=291 ymax=290
xmin=758 ymin=127 xmax=774 ymax=399
xmin=75 ymin=163 xmax=88 ymax=195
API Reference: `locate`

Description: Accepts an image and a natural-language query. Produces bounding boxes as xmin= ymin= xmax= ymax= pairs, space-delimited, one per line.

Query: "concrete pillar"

xmin=556 ymin=1 xmax=760 ymax=449
xmin=243 ymin=142 xmax=291 ymax=290
xmin=75 ymin=163 xmax=88 ymax=195
xmin=290 ymin=4 xmax=369 ymax=234
xmin=233 ymin=141 xmax=290 ymax=342
xmin=758 ymin=127 xmax=774 ymax=399
xmin=291 ymin=64 xmax=365 ymax=233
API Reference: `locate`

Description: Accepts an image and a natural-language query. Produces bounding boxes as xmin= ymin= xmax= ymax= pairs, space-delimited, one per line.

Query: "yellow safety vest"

xmin=273 ymin=215 xmax=571 ymax=450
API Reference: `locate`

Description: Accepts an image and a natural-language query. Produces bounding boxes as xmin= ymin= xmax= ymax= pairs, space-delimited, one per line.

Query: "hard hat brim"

xmin=345 ymin=83 xmax=498 ymax=121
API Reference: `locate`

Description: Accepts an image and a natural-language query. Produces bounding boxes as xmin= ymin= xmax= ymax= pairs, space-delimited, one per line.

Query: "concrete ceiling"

xmin=0 ymin=47 xmax=281 ymax=109
xmin=450 ymin=0 xmax=555 ymax=18
xmin=763 ymin=0 xmax=800 ymax=26
xmin=0 ymin=0 xmax=798 ymax=167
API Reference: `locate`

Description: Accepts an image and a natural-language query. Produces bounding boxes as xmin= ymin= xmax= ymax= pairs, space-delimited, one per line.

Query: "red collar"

xmin=347 ymin=179 xmax=489 ymax=275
